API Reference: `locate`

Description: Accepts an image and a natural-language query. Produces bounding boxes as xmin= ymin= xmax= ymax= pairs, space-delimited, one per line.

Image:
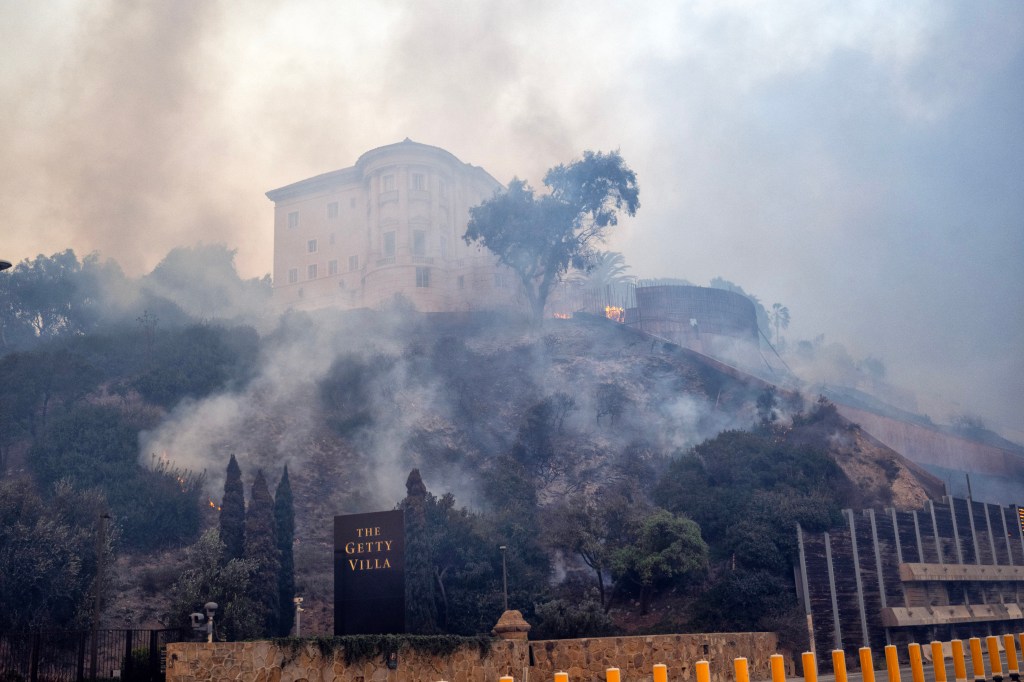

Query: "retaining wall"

xmin=165 ymin=632 xmax=779 ymax=682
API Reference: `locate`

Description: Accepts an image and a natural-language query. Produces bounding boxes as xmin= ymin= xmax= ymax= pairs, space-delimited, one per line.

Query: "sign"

xmin=334 ymin=509 xmax=405 ymax=635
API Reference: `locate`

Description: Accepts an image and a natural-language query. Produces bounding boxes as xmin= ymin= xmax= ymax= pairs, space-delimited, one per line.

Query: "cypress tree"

xmin=244 ymin=469 xmax=280 ymax=636
xmin=273 ymin=466 xmax=295 ymax=636
xmin=403 ymin=468 xmax=438 ymax=633
xmin=219 ymin=454 xmax=245 ymax=564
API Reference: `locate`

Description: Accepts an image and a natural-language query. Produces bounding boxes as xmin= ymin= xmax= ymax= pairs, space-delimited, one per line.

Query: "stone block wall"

xmin=165 ymin=632 xmax=778 ymax=682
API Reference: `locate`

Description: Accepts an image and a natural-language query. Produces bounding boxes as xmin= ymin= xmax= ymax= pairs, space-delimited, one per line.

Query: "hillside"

xmin=1 ymin=308 xmax=943 ymax=640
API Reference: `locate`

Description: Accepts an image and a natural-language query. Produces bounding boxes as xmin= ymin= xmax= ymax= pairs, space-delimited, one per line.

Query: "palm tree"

xmin=769 ymin=303 xmax=790 ymax=347
xmin=571 ymin=251 xmax=634 ymax=289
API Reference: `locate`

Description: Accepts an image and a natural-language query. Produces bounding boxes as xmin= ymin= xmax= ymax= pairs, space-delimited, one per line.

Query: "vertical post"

xmin=803 ymin=652 xmax=818 ymax=682
xmin=607 ymin=668 xmax=622 ymax=682
xmin=149 ymin=631 xmax=159 ymax=682
xmin=824 ymin=533 xmax=843 ymax=651
xmin=500 ymin=545 xmax=509 ymax=612
xmin=928 ymin=501 xmax=943 ymax=564
xmin=90 ymin=512 xmax=109 ymax=681
xmin=1004 ymin=633 xmax=1020 ymax=682
xmin=909 ymin=643 xmax=925 ymax=682
xmin=797 ymin=524 xmax=815 ymax=654
xmin=969 ymin=637 xmax=986 ymax=682
xmin=29 ymin=632 xmax=41 ymax=682
xmin=912 ymin=511 xmax=925 ymax=562
xmin=889 ymin=509 xmax=904 ymax=565
xmin=932 ymin=641 xmax=948 ymax=682
xmin=771 ymin=654 xmax=787 ymax=682
xmin=1000 ymin=505 xmax=1014 ymax=566
xmin=735 ymin=658 xmax=750 ymax=682
xmin=868 ymin=510 xmax=891 ymax=645
xmin=964 ymin=499 xmax=979 ymax=564
xmin=556 ymin=673 xmax=569 ymax=682
xmin=76 ymin=632 xmax=86 ymax=682
xmin=885 ymin=645 xmax=901 ymax=682
xmin=846 ymin=510 xmax=870 ymax=649
xmin=860 ymin=647 xmax=876 ymax=682
xmin=986 ymin=636 xmax=1003 ymax=682
xmin=123 ymin=630 xmax=133 ymax=679
xmin=952 ymin=639 xmax=968 ymax=682
xmin=832 ymin=650 xmax=848 ymax=682
xmin=653 ymin=665 xmax=668 ymax=682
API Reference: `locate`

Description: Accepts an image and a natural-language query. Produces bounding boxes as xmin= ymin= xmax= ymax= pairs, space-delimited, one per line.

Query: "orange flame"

xmin=208 ymin=499 xmax=222 ymax=511
xmin=604 ymin=306 xmax=625 ymax=323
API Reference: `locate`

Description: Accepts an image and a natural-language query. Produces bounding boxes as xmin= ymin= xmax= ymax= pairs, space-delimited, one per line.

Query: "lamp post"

xmin=499 ymin=545 xmax=508 ymax=611
xmin=203 ymin=602 xmax=218 ymax=643
xmin=293 ymin=597 xmax=304 ymax=637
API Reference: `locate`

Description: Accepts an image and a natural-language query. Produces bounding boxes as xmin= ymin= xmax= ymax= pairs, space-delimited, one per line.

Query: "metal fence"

xmin=0 ymin=629 xmax=187 ymax=682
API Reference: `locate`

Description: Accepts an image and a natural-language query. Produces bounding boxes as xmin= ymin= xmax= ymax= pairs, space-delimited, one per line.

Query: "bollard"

xmin=909 ymin=643 xmax=925 ymax=682
xmin=653 ymin=665 xmax=668 ymax=682
xmin=953 ymin=640 xmax=969 ymax=682
xmin=1005 ymin=634 xmax=1021 ymax=682
xmin=735 ymin=658 xmax=750 ymax=682
xmin=987 ymin=636 xmax=1004 ymax=682
xmin=556 ymin=673 xmax=569 ymax=682
xmin=832 ymin=650 xmax=847 ymax=682
xmin=885 ymin=644 xmax=902 ymax=682
xmin=696 ymin=660 xmax=710 ymax=682
xmin=932 ymin=641 xmax=948 ymax=682
xmin=500 ymin=677 xmax=513 ymax=682
xmin=607 ymin=669 xmax=621 ymax=682
xmin=802 ymin=651 xmax=818 ymax=682
xmin=969 ymin=637 xmax=986 ymax=682
xmin=771 ymin=653 xmax=787 ymax=682
xmin=860 ymin=647 xmax=876 ymax=682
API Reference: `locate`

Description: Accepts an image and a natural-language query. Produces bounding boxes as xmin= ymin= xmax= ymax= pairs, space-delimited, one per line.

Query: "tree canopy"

xmin=464 ymin=150 xmax=639 ymax=322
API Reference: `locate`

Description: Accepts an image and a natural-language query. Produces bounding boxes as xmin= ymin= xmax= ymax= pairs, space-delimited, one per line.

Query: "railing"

xmin=493 ymin=632 xmax=1024 ymax=682
xmin=0 ymin=628 xmax=187 ymax=682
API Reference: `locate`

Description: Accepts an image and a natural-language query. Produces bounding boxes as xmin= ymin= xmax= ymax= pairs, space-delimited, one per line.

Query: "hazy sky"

xmin=2 ymin=1 xmax=1022 ymax=436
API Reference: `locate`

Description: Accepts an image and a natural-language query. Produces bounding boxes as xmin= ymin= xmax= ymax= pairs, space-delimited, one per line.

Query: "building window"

xmin=327 ymin=202 xmax=339 ymax=219
xmin=307 ymin=264 xmax=318 ymax=280
xmin=328 ymin=260 xmax=338 ymax=276
xmin=440 ymin=236 xmax=448 ymax=259
xmin=411 ymin=173 xmax=425 ymax=191
xmin=287 ymin=211 xmax=299 ymax=229
xmin=416 ymin=267 xmax=430 ymax=288
xmin=349 ymin=254 xmax=359 ymax=271
xmin=382 ymin=174 xmax=395 ymax=192
xmin=288 ymin=268 xmax=298 ymax=284
xmin=383 ymin=231 xmax=396 ymax=257
xmin=412 ymin=230 xmax=426 ymax=256
xmin=457 ymin=275 xmax=465 ymax=289
xmin=308 ymin=239 xmax=318 ymax=253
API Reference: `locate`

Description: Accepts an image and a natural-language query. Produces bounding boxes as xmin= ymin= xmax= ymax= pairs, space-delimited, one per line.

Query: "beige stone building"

xmin=267 ymin=139 xmax=523 ymax=313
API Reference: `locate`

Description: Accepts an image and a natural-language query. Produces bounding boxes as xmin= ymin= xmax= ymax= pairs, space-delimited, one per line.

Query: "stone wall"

xmin=165 ymin=632 xmax=779 ymax=682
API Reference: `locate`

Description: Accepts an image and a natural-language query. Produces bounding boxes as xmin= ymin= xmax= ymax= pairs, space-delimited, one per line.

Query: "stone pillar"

xmin=492 ymin=610 xmax=531 ymax=641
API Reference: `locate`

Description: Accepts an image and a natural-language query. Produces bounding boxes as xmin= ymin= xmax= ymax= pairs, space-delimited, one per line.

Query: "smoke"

xmin=3 ymin=1 xmax=1021 ymax=441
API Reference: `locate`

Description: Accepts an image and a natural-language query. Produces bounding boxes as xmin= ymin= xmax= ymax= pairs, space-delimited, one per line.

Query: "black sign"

xmin=334 ymin=509 xmax=405 ymax=635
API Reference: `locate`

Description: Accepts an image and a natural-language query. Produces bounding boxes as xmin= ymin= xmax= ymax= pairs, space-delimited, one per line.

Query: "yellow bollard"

xmin=500 ymin=677 xmax=514 ymax=682
xmin=653 ymin=664 xmax=668 ymax=682
xmin=969 ymin=637 xmax=986 ymax=682
xmin=932 ymin=641 xmax=948 ymax=682
xmin=988 ymin=636 xmax=1004 ymax=680
xmin=1005 ymin=634 xmax=1020 ymax=678
xmin=607 ymin=669 xmax=621 ymax=682
xmin=802 ymin=651 xmax=818 ymax=682
xmin=771 ymin=653 xmax=787 ymax=682
xmin=735 ymin=658 xmax=750 ymax=682
xmin=953 ymin=640 xmax=969 ymax=682
xmin=860 ymin=647 xmax=876 ymax=682
xmin=696 ymin=660 xmax=710 ymax=682
xmin=885 ymin=644 xmax=902 ymax=682
xmin=832 ymin=650 xmax=848 ymax=682
xmin=909 ymin=643 xmax=925 ymax=682
xmin=555 ymin=674 xmax=569 ymax=682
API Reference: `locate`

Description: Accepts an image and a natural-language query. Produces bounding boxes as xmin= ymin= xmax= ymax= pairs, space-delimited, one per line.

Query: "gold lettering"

xmin=383 ymin=558 xmax=391 ymax=568
xmin=384 ymin=540 xmax=392 ymax=551
xmin=345 ymin=542 xmax=355 ymax=554
xmin=348 ymin=559 xmax=358 ymax=570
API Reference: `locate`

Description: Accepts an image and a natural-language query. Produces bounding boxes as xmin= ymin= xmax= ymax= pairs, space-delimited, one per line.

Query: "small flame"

xmin=208 ymin=499 xmax=222 ymax=511
xmin=604 ymin=306 xmax=625 ymax=323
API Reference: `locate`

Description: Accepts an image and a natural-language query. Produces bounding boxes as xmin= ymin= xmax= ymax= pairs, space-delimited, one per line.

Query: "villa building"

xmin=267 ymin=139 xmax=522 ymax=312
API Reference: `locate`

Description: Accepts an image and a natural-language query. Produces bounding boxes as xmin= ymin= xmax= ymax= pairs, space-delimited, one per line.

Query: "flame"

xmin=552 ymin=312 xmax=571 ymax=319
xmin=208 ymin=499 xmax=222 ymax=511
xmin=604 ymin=306 xmax=625 ymax=323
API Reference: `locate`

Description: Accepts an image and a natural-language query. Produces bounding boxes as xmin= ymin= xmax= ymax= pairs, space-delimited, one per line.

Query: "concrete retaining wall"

xmin=165 ymin=632 xmax=779 ymax=682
